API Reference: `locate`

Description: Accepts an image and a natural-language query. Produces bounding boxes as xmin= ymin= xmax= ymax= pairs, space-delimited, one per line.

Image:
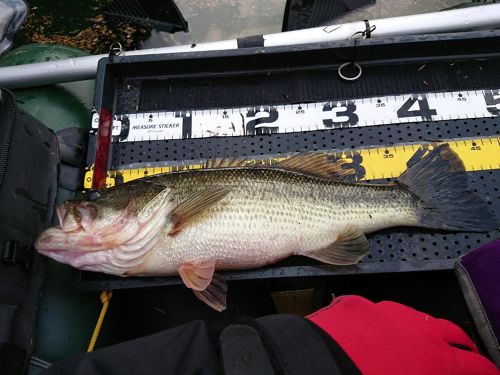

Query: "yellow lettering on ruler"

xmin=449 ymin=138 xmax=500 ymax=172
xmin=359 ymin=145 xmax=417 ymax=180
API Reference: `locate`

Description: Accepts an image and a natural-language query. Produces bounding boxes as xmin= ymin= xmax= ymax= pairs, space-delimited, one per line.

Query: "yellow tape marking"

xmin=84 ymin=137 xmax=500 ymax=189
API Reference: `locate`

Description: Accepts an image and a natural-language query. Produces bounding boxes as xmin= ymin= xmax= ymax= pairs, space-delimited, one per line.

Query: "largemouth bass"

xmin=35 ymin=145 xmax=496 ymax=311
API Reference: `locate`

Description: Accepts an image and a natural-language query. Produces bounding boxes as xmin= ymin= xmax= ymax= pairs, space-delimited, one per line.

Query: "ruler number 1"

xmin=484 ymin=89 xmax=500 ymax=116
xmin=175 ymin=111 xmax=192 ymax=139
xmin=397 ymin=95 xmax=437 ymax=121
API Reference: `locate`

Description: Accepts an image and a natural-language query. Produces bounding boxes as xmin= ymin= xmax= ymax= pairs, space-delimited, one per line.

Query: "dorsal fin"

xmin=204 ymin=156 xmax=250 ymax=169
xmin=202 ymin=152 xmax=354 ymax=180
xmin=275 ymin=152 xmax=354 ymax=180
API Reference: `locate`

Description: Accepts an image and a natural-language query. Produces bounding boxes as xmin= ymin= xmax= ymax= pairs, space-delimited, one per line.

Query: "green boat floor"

xmin=0 ymin=44 xmax=94 ymax=132
xmin=31 ymin=261 xmax=101 ymax=363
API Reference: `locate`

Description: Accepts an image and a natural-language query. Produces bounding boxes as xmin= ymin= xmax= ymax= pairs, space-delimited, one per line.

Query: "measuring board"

xmin=80 ymin=33 xmax=500 ymax=289
xmin=86 ymin=87 xmax=500 ymax=187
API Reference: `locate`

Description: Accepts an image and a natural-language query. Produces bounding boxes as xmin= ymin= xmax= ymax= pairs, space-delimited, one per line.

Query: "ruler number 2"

xmin=246 ymin=107 xmax=279 ymax=135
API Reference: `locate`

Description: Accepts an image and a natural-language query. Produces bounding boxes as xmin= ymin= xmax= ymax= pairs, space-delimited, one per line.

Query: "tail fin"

xmin=396 ymin=144 xmax=497 ymax=232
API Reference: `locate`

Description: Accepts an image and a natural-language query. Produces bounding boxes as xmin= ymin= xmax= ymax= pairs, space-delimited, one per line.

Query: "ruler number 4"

xmin=397 ymin=95 xmax=437 ymax=121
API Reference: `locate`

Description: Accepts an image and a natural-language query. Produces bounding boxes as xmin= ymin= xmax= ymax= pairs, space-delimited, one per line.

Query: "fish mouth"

xmin=37 ymin=232 xmax=163 ymax=275
xmin=34 ymin=225 xmax=141 ymax=274
xmin=35 ymin=226 xmax=112 ymax=252
xmin=35 ymin=226 xmax=117 ymax=271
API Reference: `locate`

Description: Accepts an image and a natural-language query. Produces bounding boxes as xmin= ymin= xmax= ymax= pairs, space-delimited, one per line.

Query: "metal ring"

xmin=109 ymin=42 xmax=123 ymax=56
xmin=348 ymin=30 xmax=364 ymax=40
xmin=364 ymin=25 xmax=376 ymax=38
xmin=348 ymin=25 xmax=376 ymax=40
xmin=338 ymin=62 xmax=362 ymax=81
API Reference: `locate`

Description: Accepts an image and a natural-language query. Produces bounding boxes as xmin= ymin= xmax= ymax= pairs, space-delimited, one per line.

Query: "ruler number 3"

xmin=322 ymin=101 xmax=359 ymax=127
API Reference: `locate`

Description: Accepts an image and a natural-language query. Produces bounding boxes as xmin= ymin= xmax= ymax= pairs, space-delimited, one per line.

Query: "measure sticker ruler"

xmin=91 ymin=88 xmax=500 ymax=142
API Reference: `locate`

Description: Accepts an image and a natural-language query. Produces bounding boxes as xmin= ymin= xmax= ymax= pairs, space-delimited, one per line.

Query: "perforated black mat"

xmin=80 ymin=31 xmax=500 ymax=290
xmin=110 ymin=118 xmax=499 ymax=166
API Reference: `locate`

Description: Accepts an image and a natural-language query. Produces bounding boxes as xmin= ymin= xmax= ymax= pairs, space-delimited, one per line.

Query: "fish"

xmin=35 ymin=144 xmax=497 ymax=311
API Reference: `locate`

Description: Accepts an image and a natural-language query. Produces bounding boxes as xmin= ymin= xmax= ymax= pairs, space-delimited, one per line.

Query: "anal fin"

xmin=301 ymin=224 xmax=369 ymax=265
xmin=193 ymin=273 xmax=228 ymax=312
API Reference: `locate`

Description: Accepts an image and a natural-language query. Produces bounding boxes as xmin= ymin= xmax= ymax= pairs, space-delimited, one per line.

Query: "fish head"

xmin=35 ymin=183 xmax=174 ymax=275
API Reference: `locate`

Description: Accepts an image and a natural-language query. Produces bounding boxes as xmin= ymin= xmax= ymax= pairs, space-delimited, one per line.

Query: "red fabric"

xmin=307 ymin=295 xmax=499 ymax=375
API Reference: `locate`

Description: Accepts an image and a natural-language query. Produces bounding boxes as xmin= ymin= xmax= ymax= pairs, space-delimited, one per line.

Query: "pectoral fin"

xmin=301 ymin=224 xmax=369 ymax=265
xmin=192 ymin=273 xmax=228 ymax=312
xmin=169 ymin=187 xmax=231 ymax=236
xmin=178 ymin=260 xmax=216 ymax=291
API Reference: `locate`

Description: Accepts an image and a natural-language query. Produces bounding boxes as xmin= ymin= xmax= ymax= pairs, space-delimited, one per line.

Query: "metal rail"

xmin=0 ymin=4 xmax=499 ymax=88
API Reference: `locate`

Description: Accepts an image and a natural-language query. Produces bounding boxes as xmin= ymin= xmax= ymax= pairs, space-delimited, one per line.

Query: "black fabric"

xmin=0 ymin=343 xmax=26 ymax=375
xmin=0 ymin=304 xmax=16 ymax=343
xmin=56 ymin=127 xmax=88 ymax=190
xmin=0 ymin=89 xmax=59 ymax=374
xmin=223 ymin=316 xmax=286 ymax=375
xmin=43 ymin=315 xmax=360 ymax=375
xmin=43 ymin=320 xmax=220 ymax=375
xmin=56 ymin=127 xmax=88 ymax=167
xmin=0 ymin=90 xmax=58 ymax=247
xmin=1 ymin=240 xmax=32 ymax=265
xmin=58 ymin=163 xmax=85 ymax=190
xmin=219 ymin=324 xmax=275 ymax=375
xmin=256 ymin=315 xmax=345 ymax=375
xmin=306 ymin=320 xmax=362 ymax=375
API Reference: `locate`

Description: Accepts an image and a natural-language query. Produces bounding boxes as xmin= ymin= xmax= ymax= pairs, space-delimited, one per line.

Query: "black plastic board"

xmin=79 ymin=31 xmax=500 ymax=290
